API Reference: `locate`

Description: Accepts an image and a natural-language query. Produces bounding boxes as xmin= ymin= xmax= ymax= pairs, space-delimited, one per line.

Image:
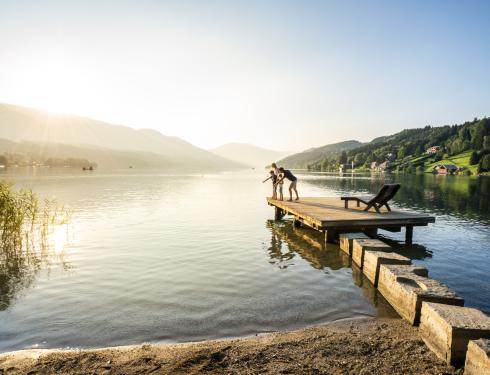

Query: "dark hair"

xmin=269 ymin=170 xmax=274 ymax=174
xmin=279 ymin=167 xmax=285 ymax=172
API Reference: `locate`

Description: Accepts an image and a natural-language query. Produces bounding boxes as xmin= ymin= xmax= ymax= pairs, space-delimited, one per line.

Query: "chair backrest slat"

xmin=368 ymin=184 xmax=400 ymax=205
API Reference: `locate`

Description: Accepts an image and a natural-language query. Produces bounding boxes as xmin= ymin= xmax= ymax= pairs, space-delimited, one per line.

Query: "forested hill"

xmin=278 ymin=140 xmax=363 ymax=169
xmin=280 ymin=117 xmax=490 ymax=174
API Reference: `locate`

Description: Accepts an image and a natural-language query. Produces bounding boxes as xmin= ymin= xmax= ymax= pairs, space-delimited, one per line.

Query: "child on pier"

xmin=271 ymin=163 xmax=284 ymax=201
xmin=262 ymin=170 xmax=278 ymax=199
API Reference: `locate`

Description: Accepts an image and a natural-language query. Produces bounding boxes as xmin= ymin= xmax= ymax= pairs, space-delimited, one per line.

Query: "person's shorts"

xmin=289 ymin=180 xmax=297 ymax=189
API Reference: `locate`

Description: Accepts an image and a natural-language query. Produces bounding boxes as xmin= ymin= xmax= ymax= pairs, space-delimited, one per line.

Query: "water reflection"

xmin=266 ymin=219 xmax=398 ymax=318
xmin=351 ymin=263 xmax=397 ymax=317
xmin=304 ymin=173 xmax=490 ymax=223
xmin=378 ymin=236 xmax=433 ymax=261
xmin=0 ymin=219 xmax=71 ymax=310
xmin=266 ymin=220 xmax=350 ymax=270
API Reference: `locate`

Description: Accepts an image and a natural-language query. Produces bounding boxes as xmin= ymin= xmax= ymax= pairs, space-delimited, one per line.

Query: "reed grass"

xmin=0 ymin=182 xmax=71 ymax=310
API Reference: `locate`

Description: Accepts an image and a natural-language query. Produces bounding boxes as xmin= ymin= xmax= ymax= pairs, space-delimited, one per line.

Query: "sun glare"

xmin=51 ymin=224 xmax=69 ymax=254
xmin=14 ymin=55 xmax=88 ymax=114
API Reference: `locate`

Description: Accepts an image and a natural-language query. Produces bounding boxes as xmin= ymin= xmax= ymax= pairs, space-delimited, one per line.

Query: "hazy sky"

xmin=0 ymin=0 xmax=489 ymax=151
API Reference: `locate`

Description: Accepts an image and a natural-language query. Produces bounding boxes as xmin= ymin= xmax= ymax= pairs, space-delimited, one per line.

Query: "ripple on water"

xmin=0 ymin=170 xmax=488 ymax=352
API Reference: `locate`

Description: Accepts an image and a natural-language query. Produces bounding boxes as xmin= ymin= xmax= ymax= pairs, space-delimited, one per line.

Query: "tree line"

xmin=308 ymin=117 xmax=490 ymax=173
xmin=0 ymin=153 xmax=97 ymax=169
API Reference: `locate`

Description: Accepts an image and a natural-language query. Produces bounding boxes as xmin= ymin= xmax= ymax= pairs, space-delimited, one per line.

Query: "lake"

xmin=0 ymin=169 xmax=489 ymax=352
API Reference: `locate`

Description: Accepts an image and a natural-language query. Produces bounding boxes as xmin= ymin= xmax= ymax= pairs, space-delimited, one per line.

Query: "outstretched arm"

xmin=262 ymin=176 xmax=272 ymax=183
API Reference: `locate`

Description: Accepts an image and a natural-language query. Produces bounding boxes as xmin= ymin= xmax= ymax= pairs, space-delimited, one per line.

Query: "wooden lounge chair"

xmin=340 ymin=184 xmax=401 ymax=213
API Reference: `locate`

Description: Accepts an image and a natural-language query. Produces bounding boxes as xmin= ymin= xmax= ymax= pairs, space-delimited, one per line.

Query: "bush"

xmin=469 ymin=151 xmax=480 ymax=165
xmin=434 ymin=151 xmax=444 ymax=162
xmin=480 ymin=154 xmax=490 ymax=171
xmin=485 ymin=136 xmax=490 ymax=150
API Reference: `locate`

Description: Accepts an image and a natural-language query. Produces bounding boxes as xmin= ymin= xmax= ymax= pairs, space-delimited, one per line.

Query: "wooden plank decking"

xmin=267 ymin=197 xmax=435 ymax=244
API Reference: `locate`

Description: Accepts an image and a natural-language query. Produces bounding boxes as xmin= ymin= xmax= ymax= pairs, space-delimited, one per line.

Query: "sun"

xmin=13 ymin=54 xmax=89 ymax=114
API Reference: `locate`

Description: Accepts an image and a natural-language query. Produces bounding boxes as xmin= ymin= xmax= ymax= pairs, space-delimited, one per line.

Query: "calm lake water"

xmin=0 ymin=169 xmax=489 ymax=352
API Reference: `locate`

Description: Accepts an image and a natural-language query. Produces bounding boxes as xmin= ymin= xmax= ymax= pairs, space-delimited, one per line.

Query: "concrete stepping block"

xmin=377 ymin=264 xmax=463 ymax=325
xmin=420 ymin=303 xmax=490 ymax=367
xmin=339 ymin=232 xmax=368 ymax=255
xmin=352 ymin=238 xmax=391 ymax=268
xmin=465 ymin=339 xmax=490 ymax=375
xmin=363 ymin=250 xmax=411 ymax=286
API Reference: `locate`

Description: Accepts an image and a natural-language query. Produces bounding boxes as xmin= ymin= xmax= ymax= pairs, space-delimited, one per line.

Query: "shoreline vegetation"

xmin=0 ymin=317 xmax=457 ymax=375
xmin=279 ymin=117 xmax=490 ymax=176
xmin=0 ymin=183 xmax=71 ymax=311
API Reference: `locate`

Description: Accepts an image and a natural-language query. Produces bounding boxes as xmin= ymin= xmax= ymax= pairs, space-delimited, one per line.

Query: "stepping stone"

xmin=377 ymin=264 xmax=463 ymax=325
xmin=363 ymin=250 xmax=411 ymax=286
xmin=352 ymin=238 xmax=391 ymax=268
xmin=420 ymin=302 xmax=490 ymax=367
xmin=465 ymin=339 xmax=490 ymax=375
xmin=339 ymin=232 xmax=368 ymax=255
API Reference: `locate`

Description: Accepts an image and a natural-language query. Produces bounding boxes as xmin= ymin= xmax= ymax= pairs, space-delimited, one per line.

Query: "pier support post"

xmin=293 ymin=218 xmax=302 ymax=228
xmin=405 ymin=225 xmax=413 ymax=245
xmin=327 ymin=229 xmax=338 ymax=243
xmin=323 ymin=230 xmax=337 ymax=244
xmin=274 ymin=207 xmax=284 ymax=220
xmin=364 ymin=228 xmax=378 ymax=238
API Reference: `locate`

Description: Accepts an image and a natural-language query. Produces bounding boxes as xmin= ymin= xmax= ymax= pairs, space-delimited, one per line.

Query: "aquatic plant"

xmin=0 ymin=182 xmax=71 ymax=310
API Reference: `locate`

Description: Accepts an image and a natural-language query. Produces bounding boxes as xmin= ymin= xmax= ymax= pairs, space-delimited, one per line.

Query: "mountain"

xmin=277 ymin=140 xmax=363 ymax=169
xmin=0 ymin=103 xmax=243 ymax=170
xmin=211 ymin=143 xmax=291 ymax=168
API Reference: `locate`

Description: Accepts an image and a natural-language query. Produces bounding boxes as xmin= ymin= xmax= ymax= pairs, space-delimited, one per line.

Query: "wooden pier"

xmin=267 ymin=197 xmax=435 ymax=245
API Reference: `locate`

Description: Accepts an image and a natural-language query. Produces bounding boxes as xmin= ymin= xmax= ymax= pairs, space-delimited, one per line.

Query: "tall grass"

xmin=0 ymin=182 xmax=71 ymax=310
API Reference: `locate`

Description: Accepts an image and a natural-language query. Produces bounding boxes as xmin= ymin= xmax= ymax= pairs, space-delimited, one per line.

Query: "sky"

xmin=0 ymin=0 xmax=489 ymax=152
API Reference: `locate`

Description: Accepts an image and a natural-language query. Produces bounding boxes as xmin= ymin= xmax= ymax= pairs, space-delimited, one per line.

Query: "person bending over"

xmin=276 ymin=167 xmax=299 ymax=202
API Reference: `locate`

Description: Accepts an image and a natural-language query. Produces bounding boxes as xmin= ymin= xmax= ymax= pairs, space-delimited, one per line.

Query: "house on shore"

xmin=426 ymin=146 xmax=441 ymax=155
xmin=432 ymin=164 xmax=458 ymax=175
xmin=371 ymin=161 xmax=390 ymax=172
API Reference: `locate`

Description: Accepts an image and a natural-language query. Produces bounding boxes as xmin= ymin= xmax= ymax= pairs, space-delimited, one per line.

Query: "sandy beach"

xmin=0 ymin=317 xmax=457 ymax=375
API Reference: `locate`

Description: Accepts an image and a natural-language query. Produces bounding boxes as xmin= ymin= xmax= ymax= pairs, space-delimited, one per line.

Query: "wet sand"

xmin=0 ymin=317 xmax=456 ymax=375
